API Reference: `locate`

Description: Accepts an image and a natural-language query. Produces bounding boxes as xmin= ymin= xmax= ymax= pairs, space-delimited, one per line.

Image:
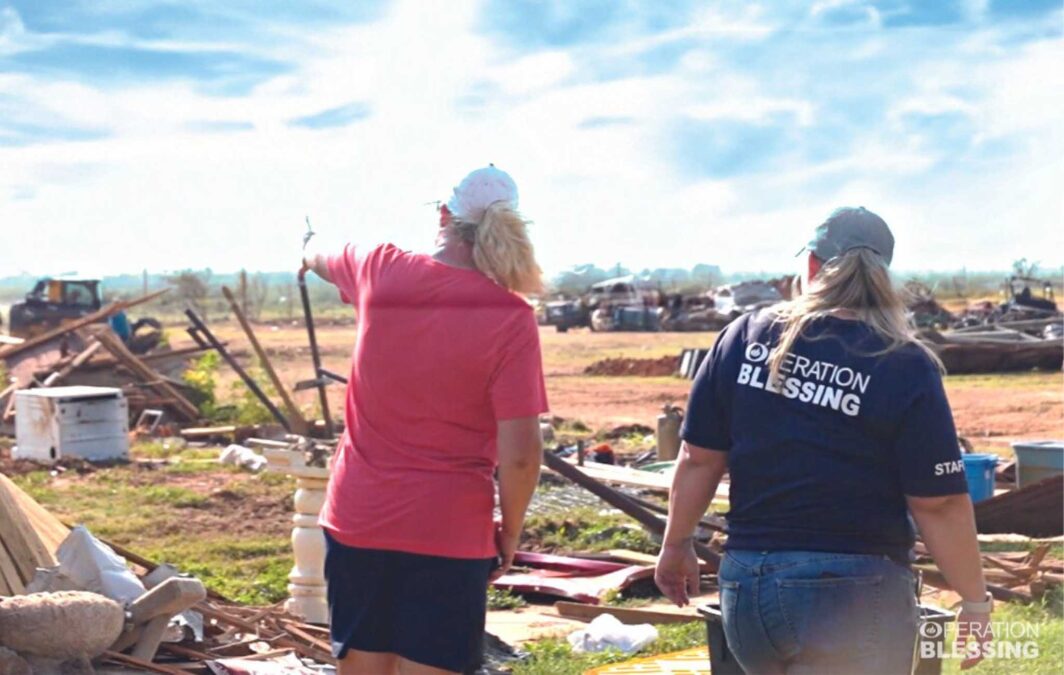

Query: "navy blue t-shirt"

xmin=682 ymin=310 xmax=968 ymax=561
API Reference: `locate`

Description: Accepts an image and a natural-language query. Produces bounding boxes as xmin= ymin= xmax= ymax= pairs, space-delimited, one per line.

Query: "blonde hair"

xmin=767 ymin=249 xmax=943 ymax=382
xmin=448 ymin=202 xmax=543 ymax=294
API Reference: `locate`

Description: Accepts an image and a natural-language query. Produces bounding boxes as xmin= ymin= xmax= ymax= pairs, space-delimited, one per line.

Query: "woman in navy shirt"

xmin=657 ymin=208 xmax=993 ymax=674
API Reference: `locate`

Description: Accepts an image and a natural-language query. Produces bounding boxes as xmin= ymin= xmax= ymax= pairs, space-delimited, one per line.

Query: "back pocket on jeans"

xmin=776 ymin=575 xmax=883 ymax=660
xmin=719 ymin=579 xmax=742 ymax=655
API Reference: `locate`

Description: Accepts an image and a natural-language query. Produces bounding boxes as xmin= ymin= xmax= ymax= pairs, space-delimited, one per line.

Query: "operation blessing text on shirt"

xmin=737 ymin=342 xmax=869 ymax=417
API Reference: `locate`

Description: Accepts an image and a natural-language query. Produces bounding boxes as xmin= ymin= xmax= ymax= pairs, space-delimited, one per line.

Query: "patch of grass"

xmin=9 ymin=462 xmax=294 ymax=604
xmin=512 ymin=621 xmax=706 ymax=675
xmin=978 ymin=541 xmax=1064 ymax=558
xmin=147 ymin=537 xmax=292 ymax=605
xmin=141 ymin=485 xmax=210 ymax=508
xmin=523 ymin=508 xmax=658 ymax=555
xmin=941 ymin=596 xmax=1064 ymax=674
xmin=487 ymin=587 xmax=528 ymax=610
xmin=601 ymin=588 xmax=653 ymax=608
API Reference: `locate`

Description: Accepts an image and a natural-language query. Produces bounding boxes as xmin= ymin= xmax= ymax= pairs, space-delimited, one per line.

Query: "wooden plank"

xmin=93 ymin=330 xmax=199 ymax=422
xmin=237 ymin=649 xmax=296 ymax=661
xmin=101 ymin=650 xmax=197 ymax=675
xmin=554 ymin=601 xmax=701 ymax=625
xmin=605 ymin=549 xmax=658 ymax=566
xmin=0 ymin=289 xmax=169 ymax=360
xmin=0 ymin=475 xmax=55 ymax=583
xmin=42 ymin=339 xmax=102 ymax=387
xmin=0 ymin=541 xmax=26 ymax=596
xmin=222 ymin=286 xmax=309 ymax=434
xmin=1 ymin=474 xmax=68 ymax=556
xmin=195 ymin=604 xmax=334 ymax=664
xmin=278 ymin=619 xmax=333 ymax=652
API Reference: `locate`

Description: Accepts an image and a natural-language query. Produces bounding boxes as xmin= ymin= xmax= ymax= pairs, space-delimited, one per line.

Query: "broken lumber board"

xmin=0 ymin=474 xmax=68 ymax=556
xmin=975 ymin=475 xmax=1064 ymax=538
xmin=196 ymin=603 xmax=334 ymax=664
xmin=542 ymin=452 xmax=721 ymax=571
xmin=180 ymin=425 xmax=258 ymax=439
xmin=0 ymin=536 xmax=25 ymax=596
xmin=555 ymin=601 xmax=701 ymax=625
xmin=0 ymin=473 xmax=56 ymax=584
xmin=278 ymin=619 xmax=333 ymax=653
xmin=0 ymin=289 xmax=169 ymax=360
xmin=101 ymin=650 xmax=197 ymax=675
xmin=222 ymin=286 xmax=309 ymax=435
xmin=93 ymin=329 xmax=199 ymax=422
xmin=42 ymin=338 xmax=102 ymax=387
xmin=916 ymin=566 xmax=1033 ymax=604
xmin=556 ymin=457 xmax=730 ymax=499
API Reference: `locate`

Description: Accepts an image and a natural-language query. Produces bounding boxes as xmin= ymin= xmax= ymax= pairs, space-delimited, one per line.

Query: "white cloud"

xmin=0 ymin=0 xmax=1061 ymax=279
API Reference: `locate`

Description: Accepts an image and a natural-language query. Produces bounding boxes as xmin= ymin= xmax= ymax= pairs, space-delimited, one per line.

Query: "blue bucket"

xmin=962 ymin=454 xmax=999 ymax=502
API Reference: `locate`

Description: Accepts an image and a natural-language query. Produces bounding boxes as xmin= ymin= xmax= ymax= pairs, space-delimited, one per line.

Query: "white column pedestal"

xmin=263 ymin=448 xmax=331 ymax=625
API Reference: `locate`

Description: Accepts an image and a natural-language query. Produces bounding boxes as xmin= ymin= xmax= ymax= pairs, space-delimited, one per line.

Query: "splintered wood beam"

xmin=221 ymin=285 xmax=309 ymax=434
xmin=92 ymin=330 xmax=199 ymax=422
xmin=42 ymin=338 xmax=103 ymax=387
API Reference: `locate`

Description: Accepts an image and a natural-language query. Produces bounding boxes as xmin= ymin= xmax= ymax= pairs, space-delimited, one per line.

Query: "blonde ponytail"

xmin=449 ymin=202 xmax=542 ymax=294
xmin=767 ymin=249 xmax=944 ymax=383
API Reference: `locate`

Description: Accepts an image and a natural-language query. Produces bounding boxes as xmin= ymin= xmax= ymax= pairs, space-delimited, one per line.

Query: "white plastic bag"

xmin=220 ymin=444 xmax=267 ymax=473
xmin=55 ymin=525 xmax=146 ymax=604
xmin=566 ymin=613 xmax=659 ymax=654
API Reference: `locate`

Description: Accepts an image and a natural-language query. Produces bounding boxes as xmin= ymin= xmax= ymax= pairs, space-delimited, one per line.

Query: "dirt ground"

xmin=173 ymin=321 xmax=1063 ymax=454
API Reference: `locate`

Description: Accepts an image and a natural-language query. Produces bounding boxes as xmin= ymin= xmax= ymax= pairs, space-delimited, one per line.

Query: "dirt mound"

xmin=584 ymin=356 xmax=680 ymax=377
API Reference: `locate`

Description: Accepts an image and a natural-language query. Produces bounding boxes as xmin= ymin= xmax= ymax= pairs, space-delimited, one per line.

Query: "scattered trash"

xmin=566 ymin=613 xmax=659 ymax=654
xmin=220 ymin=444 xmax=268 ymax=473
xmin=55 ymin=526 xmax=146 ymax=604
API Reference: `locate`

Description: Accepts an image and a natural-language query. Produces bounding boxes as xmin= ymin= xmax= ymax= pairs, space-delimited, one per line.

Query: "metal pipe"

xmin=184 ymin=309 xmax=291 ymax=432
xmin=297 ymin=268 xmax=334 ymax=437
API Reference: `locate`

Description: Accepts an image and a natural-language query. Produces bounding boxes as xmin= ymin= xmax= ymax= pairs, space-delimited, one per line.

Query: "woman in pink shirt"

xmin=304 ymin=166 xmax=548 ymax=675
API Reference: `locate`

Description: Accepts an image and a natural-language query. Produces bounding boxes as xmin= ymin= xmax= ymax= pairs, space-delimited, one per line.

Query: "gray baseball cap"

xmin=803 ymin=206 xmax=894 ymax=267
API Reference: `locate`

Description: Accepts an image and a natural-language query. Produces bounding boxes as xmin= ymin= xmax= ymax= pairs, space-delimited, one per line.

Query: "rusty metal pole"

xmin=297 ymin=268 xmax=334 ymax=437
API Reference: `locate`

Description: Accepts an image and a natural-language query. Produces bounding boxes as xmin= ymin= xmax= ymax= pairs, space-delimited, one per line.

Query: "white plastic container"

xmin=14 ymin=386 xmax=129 ymax=462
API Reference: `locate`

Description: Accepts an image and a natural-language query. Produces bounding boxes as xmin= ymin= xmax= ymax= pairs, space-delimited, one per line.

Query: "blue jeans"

xmin=719 ymin=550 xmax=918 ymax=675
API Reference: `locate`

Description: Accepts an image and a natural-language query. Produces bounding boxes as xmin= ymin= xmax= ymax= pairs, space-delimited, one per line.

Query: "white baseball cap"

xmin=447 ymin=164 xmax=519 ymax=224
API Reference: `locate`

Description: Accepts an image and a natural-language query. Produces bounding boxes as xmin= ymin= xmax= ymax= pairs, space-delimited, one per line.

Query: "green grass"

xmin=11 ymin=442 xmax=295 ymax=605
xmin=941 ymin=594 xmax=1064 ymax=674
xmin=488 ymin=587 xmax=529 ymax=610
xmin=522 ymin=507 xmax=658 ymax=555
xmin=139 ymin=536 xmax=293 ymax=605
xmin=512 ymin=621 xmax=705 ymax=675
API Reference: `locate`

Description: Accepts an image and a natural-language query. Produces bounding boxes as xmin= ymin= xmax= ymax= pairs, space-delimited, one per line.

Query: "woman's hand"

xmin=490 ymin=523 xmax=519 ymax=582
xmin=655 ymin=539 xmax=701 ymax=607
xmin=955 ymin=608 xmax=993 ymax=670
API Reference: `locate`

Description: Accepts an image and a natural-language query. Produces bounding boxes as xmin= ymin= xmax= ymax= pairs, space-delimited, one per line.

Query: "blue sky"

xmin=1 ymin=0 xmax=1061 ymax=277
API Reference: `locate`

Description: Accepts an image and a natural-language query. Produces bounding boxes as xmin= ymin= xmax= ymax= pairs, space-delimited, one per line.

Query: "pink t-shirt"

xmin=319 ymin=243 xmax=549 ymax=559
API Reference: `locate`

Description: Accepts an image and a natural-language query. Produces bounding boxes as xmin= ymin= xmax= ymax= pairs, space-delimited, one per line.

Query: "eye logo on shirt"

xmin=745 ymin=343 xmax=769 ymax=363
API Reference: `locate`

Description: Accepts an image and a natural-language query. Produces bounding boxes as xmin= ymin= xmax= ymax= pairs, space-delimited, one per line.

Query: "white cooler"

xmin=14 ymin=386 xmax=129 ymax=462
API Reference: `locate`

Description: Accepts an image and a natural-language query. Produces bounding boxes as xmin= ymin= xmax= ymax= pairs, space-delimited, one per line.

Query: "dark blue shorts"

xmin=323 ymin=530 xmax=495 ymax=673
